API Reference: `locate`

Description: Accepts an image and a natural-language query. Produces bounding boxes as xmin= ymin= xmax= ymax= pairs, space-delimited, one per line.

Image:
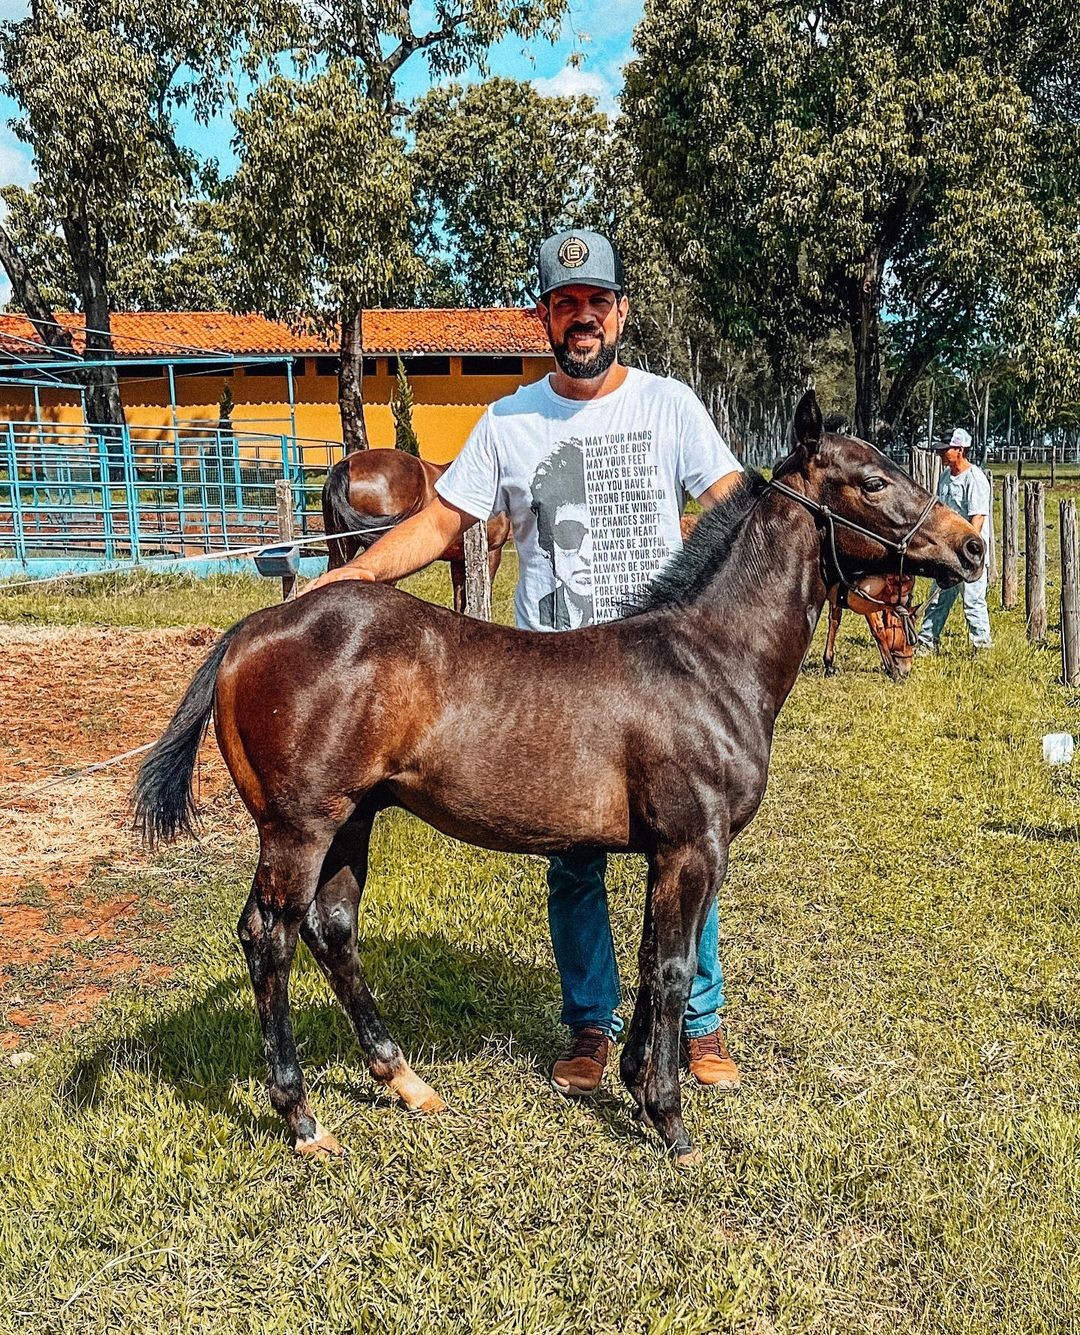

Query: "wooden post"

xmin=985 ymin=473 xmax=997 ymax=589
xmin=1024 ymin=481 xmax=1047 ymax=643
xmin=1061 ymin=498 xmax=1080 ymax=686
xmin=1002 ymin=474 xmax=1019 ymax=609
xmin=275 ymin=478 xmax=297 ymax=602
xmin=981 ymin=380 xmax=991 ymax=463
xmin=1050 ymin=440 xmax=1056 ymax=488
xmin=462 ymin=520 xmax=491 ymax=620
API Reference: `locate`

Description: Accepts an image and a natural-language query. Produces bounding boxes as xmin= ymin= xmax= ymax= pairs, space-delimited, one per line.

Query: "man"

xmin=307 ymin=228 xmax=744 ymax=1097
xmin=916 ymin=427 xmax=993 ymax=652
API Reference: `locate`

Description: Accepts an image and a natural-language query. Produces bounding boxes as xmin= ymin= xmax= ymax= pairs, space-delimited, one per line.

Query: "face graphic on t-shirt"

xmin=530 ymin=439 xmax=595 ymax=627
xmin=551 ymin=500 xmax=593 ymax=602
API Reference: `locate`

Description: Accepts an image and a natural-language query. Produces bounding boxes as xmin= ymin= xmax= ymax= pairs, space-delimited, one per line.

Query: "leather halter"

xmin=766 ymin=477 xmax=938 ymax=643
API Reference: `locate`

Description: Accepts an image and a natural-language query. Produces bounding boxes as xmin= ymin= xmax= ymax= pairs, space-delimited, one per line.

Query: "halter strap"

xmin=765 ymin=477 xmax=939 ymax=616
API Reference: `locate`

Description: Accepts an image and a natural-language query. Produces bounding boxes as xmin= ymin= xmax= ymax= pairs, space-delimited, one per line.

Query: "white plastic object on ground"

xmin=1041 ymin=732 xmax=1075 ymax=765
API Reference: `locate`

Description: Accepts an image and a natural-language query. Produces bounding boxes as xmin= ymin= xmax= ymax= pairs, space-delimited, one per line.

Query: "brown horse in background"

xmin=134 ymin=392 xmax=984 ymax=1165
xmin=322 ymin=450 xmax=511 ymax=612
xmin=824 ymin=575 xmax=919 ymax=681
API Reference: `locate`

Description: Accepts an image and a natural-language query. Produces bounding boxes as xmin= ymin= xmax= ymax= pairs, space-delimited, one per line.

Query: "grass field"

xmin=1 ymin=518 xmax=1079 ymax=1332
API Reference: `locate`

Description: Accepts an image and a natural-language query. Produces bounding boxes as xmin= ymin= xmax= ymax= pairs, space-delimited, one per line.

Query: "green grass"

xmin=1 ymin=557 xmax=1078 ymax=1332
xmin=0 ymin=557 xmax=520 ymax=630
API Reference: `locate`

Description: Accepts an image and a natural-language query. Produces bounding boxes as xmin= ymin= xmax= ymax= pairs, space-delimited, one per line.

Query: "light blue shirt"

xmin=937 ymin=464 xmax=990 ymax=522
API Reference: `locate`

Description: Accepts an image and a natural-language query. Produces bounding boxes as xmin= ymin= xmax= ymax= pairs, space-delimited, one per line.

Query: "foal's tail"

xmin=322 ymin=458 xmax=406 ymax=569
xmin=133 ymin=622 xmax=244 ymax=846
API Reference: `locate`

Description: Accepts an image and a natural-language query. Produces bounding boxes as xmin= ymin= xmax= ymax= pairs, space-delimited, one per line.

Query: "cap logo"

xmin=558 ymin=236 xmax=589 ymax=269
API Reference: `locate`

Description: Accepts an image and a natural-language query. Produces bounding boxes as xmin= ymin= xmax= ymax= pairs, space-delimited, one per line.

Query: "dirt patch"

xmin=0 ymin=625 xmax=241 ymax=1049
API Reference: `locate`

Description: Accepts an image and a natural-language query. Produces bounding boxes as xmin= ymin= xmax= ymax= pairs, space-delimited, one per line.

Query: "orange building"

xmin=0 ymin=309 xmax=555 ymax=465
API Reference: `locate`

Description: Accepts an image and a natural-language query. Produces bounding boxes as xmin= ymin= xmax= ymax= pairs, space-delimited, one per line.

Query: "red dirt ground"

xmin=0 ymin=625 xmax=237 ymax=1052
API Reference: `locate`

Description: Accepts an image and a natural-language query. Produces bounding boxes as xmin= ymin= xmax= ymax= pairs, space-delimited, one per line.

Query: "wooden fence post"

xmin=985 ymin=473 xmax=997 ymax=589
xmin=275 ymin=478 xmax=297 ymax=602
xmin=1061 ymin=498 xmax=1080 ymax=686
xmin=1002 ymin=474 xmax=1019 ymax=609
xmin=1024 ymin=481 xmax=1047 ymax=643
xmin=462 ymin=521 xmax=491 ymax=620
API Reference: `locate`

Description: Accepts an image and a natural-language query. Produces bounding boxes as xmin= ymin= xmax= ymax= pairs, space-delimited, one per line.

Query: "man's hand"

xmin=300 ymin=563 xmax=377 ymax=597
xmin=300 ymin=494 xmax=478 ymax=598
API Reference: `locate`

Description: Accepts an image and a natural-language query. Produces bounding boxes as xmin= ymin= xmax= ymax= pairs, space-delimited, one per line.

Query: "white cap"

xmin=949 ymin=427 xmax=972 ymax=451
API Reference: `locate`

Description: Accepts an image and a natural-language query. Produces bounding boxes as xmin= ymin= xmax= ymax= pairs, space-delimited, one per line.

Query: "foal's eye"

xmin=862 ymin=477 xmax=887 ymax=494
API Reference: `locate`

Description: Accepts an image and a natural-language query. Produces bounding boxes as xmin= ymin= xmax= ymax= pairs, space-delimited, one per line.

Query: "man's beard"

xmin=550 ymin=326 xmax=619 ymax=380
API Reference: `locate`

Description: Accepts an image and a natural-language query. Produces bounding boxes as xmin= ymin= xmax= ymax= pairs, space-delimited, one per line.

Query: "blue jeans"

xmin=917 ymin=569 xmax=992 ymax=647
xmin=547 ymin=851 xmax=724 ymax=1041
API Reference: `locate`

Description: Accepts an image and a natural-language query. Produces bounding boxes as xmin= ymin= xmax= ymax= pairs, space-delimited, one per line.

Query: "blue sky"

xmin=0 ymin=0 xmax=642 ymax=202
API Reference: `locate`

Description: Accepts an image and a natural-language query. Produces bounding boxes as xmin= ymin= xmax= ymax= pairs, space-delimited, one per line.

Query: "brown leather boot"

xmin=550 ymin=1025 xmax=612 ymax=1098
xmin=683 ymin=1027 xmax=741 ymax=1092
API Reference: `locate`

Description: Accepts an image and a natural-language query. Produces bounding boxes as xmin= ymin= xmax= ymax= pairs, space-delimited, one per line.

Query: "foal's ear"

xmin=794 ymin=389 xmax=823 ymax=453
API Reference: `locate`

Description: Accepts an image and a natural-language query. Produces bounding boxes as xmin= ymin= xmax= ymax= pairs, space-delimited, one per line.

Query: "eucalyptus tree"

xmin=1 ymin=187 xmax=238 ymax=313
xmin=0 ymin=0 xmax=261 ymax=427
xmin=623 ymin=0 xmax=1080 ymax=442
xmin=232 ymin=1 xmax=569 ymax=450
xmin=229 ymin=65 xmax=420 ymax=449
xmin=410 ymin=77 xmax=609 ymax=305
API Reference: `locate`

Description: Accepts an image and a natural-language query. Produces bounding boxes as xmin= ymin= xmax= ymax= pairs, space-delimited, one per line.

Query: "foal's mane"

xmin=624 ymin=470 xmax=769 ymax=616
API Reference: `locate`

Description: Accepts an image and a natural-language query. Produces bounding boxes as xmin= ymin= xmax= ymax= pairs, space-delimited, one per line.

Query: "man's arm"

xmin=303 ymin=494 xmax=479 ymax=593
xmin=696 ymin=470 xmax=744 ymax=510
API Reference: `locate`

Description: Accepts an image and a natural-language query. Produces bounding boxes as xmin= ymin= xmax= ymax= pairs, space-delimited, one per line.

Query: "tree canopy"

xmin=0 ymin=0 xmax=259 ymax=423
xmin=622 ymin=0 xmax=1080 ymax=439
xmin=411 ymin=77 xmax=609 ymax=305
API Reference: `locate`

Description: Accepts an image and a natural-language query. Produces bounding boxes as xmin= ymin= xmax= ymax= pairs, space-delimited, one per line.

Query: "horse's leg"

xmin=621 ymin=844 xmax=726 ymax=1164
xmin=300 ymin=816 xmax=446 ymax=1115
xmin=237 ymin=827 xmax=338 ymax=1155
xmin=487 ymin=545 xmax=503 ymax=590
xmin=866 ymin=612 xmax=897 ymax=678
xmin=823 ymin=598 xmax=841 ymax=676
xmin=450 ymin=558 xmax=466 ymax=614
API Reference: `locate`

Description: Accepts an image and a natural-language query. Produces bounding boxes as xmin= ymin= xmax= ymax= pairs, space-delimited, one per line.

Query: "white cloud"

xmin=532 ymin=64 xmax=615 ymax=113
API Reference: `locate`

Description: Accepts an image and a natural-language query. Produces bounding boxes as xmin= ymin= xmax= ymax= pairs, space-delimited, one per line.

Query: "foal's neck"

xmin=686 ymin=487 xmax=827 ymax=709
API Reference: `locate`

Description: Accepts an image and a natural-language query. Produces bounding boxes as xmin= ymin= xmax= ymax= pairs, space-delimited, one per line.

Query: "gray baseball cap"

xmin=537 ymin=229 xmax=624 ymax=300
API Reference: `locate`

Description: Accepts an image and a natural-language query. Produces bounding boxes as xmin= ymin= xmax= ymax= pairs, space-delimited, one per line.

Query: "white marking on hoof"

xmin=388 ymin=1066 xmax=446 ymax=1114
xmin=295 ymin=1122 xmax=345 ymax=1157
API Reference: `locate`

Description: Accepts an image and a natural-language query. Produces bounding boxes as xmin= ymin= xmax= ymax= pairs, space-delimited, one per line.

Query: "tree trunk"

xmin=62 ymin=213 xmax=125 ymax=437
xmin=339 ymin=307 xmax=370 ymax=452
xmin=848 ymin=250 xmax=882 ymax=444
xmin=0 ymin=222 xmax=76 ymax=357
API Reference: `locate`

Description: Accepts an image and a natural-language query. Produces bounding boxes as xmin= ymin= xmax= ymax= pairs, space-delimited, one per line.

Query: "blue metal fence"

xmin=0 ymin=422 xmax=346 ymax=578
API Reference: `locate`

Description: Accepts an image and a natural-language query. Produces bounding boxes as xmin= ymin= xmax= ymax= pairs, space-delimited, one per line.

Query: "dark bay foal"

xmin=135 ymin=392 xmax=984 ymax=1164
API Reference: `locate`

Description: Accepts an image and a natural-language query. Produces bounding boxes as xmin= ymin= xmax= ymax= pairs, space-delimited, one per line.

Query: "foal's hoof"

xmin=295 ymin=1129 xmax=345 ymax=1158
xmin=411 ymin=1092 xmax=448 ymax=1116
xmin=673 ymin=1145 xmax=702 ymax=1169
xmin=388 ymin=1069 xmax=447 ymax=1115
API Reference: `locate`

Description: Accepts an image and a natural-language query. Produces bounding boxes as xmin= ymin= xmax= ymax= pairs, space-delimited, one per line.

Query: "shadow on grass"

xmin=981 ymin=819 xmax=1080 ymax=842
xmin=58 ymin=931 xmax=650 ymax=1150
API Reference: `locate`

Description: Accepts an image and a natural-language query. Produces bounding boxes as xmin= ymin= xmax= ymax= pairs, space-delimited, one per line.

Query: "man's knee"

xmin=547 ymin=851 xmax=607 ymax=901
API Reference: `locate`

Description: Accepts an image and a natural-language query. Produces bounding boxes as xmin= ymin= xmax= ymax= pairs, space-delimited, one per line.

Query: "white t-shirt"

xmin=435 ymin=368 xmax=742 ymax=631
xmin=937 ymin=464 xmax=991 ymax=522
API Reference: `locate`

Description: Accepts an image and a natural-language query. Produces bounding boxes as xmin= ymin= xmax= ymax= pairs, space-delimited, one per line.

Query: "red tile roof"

xmin=362 ymin=308 xmax=549 ymax=355
xmin=0 ymin=309 xmax=550 ymax=359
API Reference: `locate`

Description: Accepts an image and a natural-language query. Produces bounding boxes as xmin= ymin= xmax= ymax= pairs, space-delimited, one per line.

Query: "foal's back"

xmin=214 ymin=583 xmax=680 ymax=853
